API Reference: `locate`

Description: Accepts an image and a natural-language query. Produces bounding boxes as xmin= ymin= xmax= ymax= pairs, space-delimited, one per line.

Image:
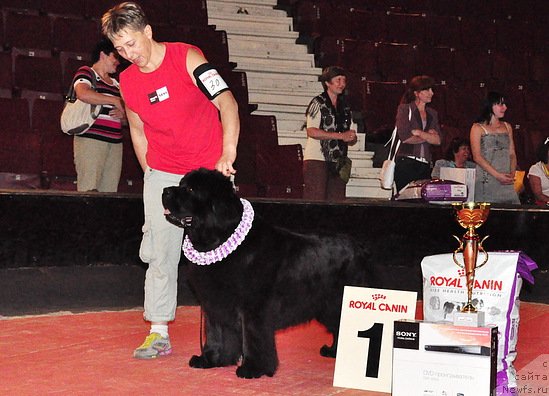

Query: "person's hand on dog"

xmin=215 ymin=155 xmax=236 ymax=177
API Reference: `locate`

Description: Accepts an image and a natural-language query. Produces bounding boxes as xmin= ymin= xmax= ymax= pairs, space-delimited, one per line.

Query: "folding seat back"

xmin=0 ymin=97 xmax=40 ymax=175
xmin=185 ymin=29 xmax=230 ymax=69
xmin=314 ymin=36 xmax=345 ymax=69
xmin=459 ymin=17 xmax=496 ymax=50
xmin=352 ymin=9 xmax=387 ymax=42
xmin=169 ymin=0 xmax=209 ymax=28
xmin=340 ymin=39 xmax=378 ymax=79
xmin=14 ymin=55 xmax=63 ymax=94
xmin=424 ymin=15 xmax=461 ymax=48
xmin=32 ymin=97 xmax=76 ymax=178
xmin=384 ymin=12 xmax=426 ymax=45
xmin=0 ymin=51 xmax=13 ymax=98
xmin=361 ymin=80 xmax=405 ymax=132
xmin=85 ymin=0 xmax=119 ymax=20
xmin=52 ymin=17 xmax=100 ymax=54
xmin=118 ymin=130 xmax=144 ymax=193
xmin=452 ymin=48 xmax=492 ymax=83
xmin=377 ymin=42 xmax=418 ymax=82
xmin=41 ymin=0 xmax=87 ymax=18
xmin=256 ymin=144 xmax=304 ymax=199
xmin=415 ymin=45 xmax=455 ymax=83
xmin=4 ymin=12 xmax=53 ymax=53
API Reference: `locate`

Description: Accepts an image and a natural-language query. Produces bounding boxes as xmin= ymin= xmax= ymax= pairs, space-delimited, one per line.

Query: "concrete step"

xmin=209 ymin=17 xmax=292 ymax=34
xmin=209 ymin=0 xmax=277 ymax=7
xmin=231 ymin=54 xmax=314 ymax=69
xmin=256 ymin=103 xmax=305 ymax=114
xmin=207 ymin=1 xmax=286 ymax=17
xmin=276 ymin=119 xmax=306 ymax=131
xmin=253 ymin=110 xmax=306 ymax=122
xmin=345 ymin=184 xmax=391 ymax=200
xmin=229 ymin=49 xmax=314 ymax=65
xmin=246 ymin=74 xmax=322 ymax=91
xmin=209 ymin=12 xmax=292 ymax=27
xmin=278 ymin=131 xmax=307 ymax=147
xmin=249 ymin=91 xmax=311 ymax=107
xmin=348 ymin=150 xmax=374 ymax=159
xmin=249 ymin=86 xmax=318 ymax=97
xmin=350 ymin=167 xmax=381 ymax=179
xmin=228 ymin=37 xmax=309 ymax=56
xmin=226 ymin=31 xmax=299 ymax=44
xmin=238 ymin=64 xmax=322 ymax=78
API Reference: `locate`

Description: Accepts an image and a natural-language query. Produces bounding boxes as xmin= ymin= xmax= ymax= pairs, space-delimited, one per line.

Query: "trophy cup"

xmin=451 ymin=202 xmax=490 ymax=326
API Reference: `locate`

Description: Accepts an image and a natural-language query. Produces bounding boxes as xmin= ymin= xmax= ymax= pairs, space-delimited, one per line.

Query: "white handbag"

xmin=60 ymin=67 xmax=102 ymax=136
xmin=379 ymin=127 xmax=401 ymax=190
xmin=379 ymin=106 xmax=411 ymax=190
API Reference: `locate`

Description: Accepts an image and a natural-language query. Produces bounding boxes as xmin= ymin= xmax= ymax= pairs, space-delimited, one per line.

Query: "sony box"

xmin=392 ymin=320 xmax=497 ymax=396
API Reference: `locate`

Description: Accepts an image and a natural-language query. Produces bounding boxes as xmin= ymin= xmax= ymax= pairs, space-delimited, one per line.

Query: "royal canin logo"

xmin=429 ymin=276 xmax=503 ymax=290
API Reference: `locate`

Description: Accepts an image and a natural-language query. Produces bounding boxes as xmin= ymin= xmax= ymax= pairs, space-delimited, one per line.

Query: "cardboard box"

xmin=392 ymin=320 xmax=497 ymax=396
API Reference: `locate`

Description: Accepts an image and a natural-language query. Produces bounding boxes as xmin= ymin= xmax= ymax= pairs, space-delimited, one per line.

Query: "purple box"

xmin=421 ymin=181 xmax=468 ymax=202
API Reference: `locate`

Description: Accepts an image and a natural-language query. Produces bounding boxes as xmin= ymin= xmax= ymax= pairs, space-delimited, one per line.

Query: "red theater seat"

xmin=33 ymin=97 xmax=76 ymax=179
xmin=168 ymin=0 xmax=209 ymax=28
xmin=384 ymin=12 xmax=426 ymax=45
xmin=4 ymin=12 xmax=52 ymax=54
xmin=40 ymin=0 xmax=87 ymax=18
xmin=0 ymin=52 xmax=13 ymax=98
xmin=0 ymin=98 xmax=40 ymax=175
xmin=52 ymin=17 xmax=100 ymax=55
xmin=360 ymin=80 xmax=405 ymax=132
xmin=256 ymin=144 xmax=304 ymax=199
xmin=377 ymin=42 xmax=418 ymax=82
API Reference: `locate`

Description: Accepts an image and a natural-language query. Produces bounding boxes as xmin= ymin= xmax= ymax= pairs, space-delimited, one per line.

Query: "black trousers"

xmin=394 ymin=156 xmax=431 ymax=192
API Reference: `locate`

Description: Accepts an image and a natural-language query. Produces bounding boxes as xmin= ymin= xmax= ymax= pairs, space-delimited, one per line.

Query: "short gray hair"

xmin=101 ymin=2 xmax=149 ymax=40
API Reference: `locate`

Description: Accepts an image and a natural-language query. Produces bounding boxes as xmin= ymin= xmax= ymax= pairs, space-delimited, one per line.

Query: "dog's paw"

xmin=236 ymin=362 xmax=275 ymax=379
xmin=319 ymin=344 xmax=336 ymax=358
xmin=189 ymin=354 xmax=212 ymax=369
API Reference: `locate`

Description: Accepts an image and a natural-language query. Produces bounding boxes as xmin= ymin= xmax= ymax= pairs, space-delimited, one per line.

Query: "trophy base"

xmin=453 ymin=311 xmax=485 ymax=327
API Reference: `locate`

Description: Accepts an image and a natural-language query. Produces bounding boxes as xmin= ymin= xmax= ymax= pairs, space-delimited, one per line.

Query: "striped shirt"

xmin=73 ymin=66 xmax=122 ymax=143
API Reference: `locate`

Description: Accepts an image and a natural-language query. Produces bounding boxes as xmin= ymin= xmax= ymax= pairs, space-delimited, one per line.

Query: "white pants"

xmin=141 ymin=167 xmax=185 ymax=322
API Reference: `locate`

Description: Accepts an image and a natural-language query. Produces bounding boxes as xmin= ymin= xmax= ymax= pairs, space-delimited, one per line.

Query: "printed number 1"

xmin=357 ymin=322 xmax=383 ymax=378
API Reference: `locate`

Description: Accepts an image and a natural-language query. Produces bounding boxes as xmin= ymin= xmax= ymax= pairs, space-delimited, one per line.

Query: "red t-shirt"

xmin=120 ymin=42 xmax=223 ymax=174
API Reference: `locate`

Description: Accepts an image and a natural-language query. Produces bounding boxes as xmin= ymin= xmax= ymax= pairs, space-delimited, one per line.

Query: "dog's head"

xmin=162 ymin=168 xmax=243 ymax=249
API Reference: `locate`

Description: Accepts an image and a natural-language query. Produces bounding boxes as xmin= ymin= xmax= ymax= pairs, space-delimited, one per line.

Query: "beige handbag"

xmin=60 ymin=67 xmax=102 ymax=135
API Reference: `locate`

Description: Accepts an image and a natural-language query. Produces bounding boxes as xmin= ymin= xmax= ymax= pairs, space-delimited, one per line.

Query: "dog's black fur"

xmin=162 ymin=168 xmax=374 ymax=378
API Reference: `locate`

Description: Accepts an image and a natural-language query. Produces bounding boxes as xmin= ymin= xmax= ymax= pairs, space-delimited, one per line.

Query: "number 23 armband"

xmin=193 ymin=63 xmax=230 ymax=100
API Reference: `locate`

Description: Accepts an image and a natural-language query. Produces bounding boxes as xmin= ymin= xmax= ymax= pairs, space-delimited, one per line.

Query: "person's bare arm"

xmin=187 ymin=48 xmax=240 ymax=176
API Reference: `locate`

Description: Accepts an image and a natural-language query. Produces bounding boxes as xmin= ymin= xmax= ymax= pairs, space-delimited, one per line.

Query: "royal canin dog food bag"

xmin=421 ymin=251 xmax=537 ymax=396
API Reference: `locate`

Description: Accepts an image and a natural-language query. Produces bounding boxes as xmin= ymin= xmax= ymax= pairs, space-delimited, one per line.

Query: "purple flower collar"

xmin=182 ymin=198 xmax=254 ymax=265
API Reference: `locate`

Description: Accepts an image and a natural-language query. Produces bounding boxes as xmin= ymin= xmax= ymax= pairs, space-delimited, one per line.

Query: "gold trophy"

xmin=452 ymin=202 xmax=490 ymax=325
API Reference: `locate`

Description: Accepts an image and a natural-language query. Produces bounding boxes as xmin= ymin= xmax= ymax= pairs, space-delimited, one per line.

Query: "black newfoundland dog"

xmin=162 ymin=168 xmax=373 ymax=378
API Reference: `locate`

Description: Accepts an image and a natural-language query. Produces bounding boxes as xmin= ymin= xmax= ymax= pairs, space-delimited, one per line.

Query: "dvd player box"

xmin=392 ymin=320 xmax=497 ymax=396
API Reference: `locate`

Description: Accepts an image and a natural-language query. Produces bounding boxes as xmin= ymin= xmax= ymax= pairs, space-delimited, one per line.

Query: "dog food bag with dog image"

xmin=421 ymin=251 xmax=537 ymax=396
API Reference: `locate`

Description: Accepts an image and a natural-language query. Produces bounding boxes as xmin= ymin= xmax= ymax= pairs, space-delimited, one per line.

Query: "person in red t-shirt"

xmin=102 ymin=2 xmax=240 ymax=359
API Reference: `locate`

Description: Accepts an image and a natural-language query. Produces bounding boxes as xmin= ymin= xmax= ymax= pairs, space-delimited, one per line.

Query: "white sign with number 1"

xmin=333 ymin=286 xmax=417 ymax=393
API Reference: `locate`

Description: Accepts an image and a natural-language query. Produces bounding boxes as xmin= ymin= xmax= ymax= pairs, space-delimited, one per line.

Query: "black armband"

xmin=193 ymin=63 xmax=230 ymax=100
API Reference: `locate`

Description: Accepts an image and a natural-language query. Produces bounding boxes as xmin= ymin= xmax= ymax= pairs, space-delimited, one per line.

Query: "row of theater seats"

xmin=294 ymin=0 xmax=548 ymax=47
xmin=0 ymin=95 xmax=301 ymax=196
xmin=344 ymin=79 xmax=548 ymax=132
xmin=234 ymin=115 xmax=304 ymax=198
xmin=0 ymin=0 xmax=208 ymax=27
xmin=315 ymin=38 xmax=548 ymax=84
xmin=0 ymin=97 xmax=144 ymax=192
xmin=284 ymin=0 xmax=548 ymax=21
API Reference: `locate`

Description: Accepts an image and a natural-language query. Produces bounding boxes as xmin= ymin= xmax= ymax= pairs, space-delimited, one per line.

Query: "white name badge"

xmin=333 ymin=286 xmax=417 ymax=393
xmin=197 ymin=68 xmax=229 ymax=97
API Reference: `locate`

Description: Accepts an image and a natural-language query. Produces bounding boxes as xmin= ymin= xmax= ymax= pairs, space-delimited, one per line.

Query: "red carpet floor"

xmin=3 ymin=302 xmax=548 ymax=395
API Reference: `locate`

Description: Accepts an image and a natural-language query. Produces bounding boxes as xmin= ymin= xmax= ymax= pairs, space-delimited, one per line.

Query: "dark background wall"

xmin=1 ymin=192 xmax=547 ymax=316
